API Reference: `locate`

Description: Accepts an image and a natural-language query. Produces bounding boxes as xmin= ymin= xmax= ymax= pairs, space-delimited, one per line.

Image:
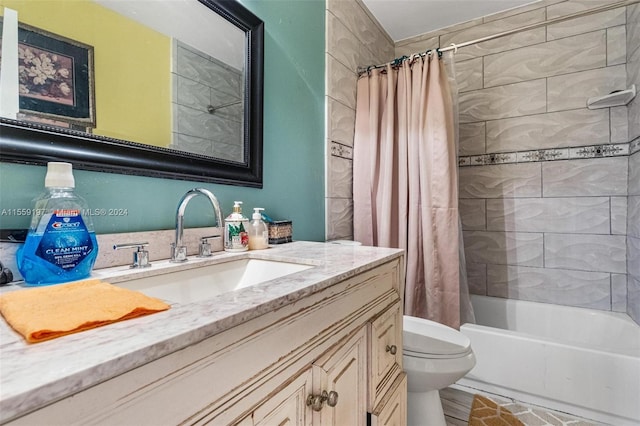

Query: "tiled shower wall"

xmin=171 ymin=40 xmax=244 ymax=162
xmin=324 ymin=0 xmax=640 ymax=319
xmin=324 ymin=0 xmax=394 ymax=241
xmin=396 ymin=0 xmax=638 ymax=316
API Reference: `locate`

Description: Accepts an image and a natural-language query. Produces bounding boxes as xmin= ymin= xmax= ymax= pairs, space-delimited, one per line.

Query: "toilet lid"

xmin=403 ymin=315 xmax=471 ymax=356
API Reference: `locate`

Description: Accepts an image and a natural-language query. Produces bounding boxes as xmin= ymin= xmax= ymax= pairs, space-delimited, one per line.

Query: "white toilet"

xmin=403 ymin=315 xmax=476 ymax=426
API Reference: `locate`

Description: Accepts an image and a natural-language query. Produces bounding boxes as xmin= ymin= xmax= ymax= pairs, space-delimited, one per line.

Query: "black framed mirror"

xmin=0 ymin=0 xmax=264 ymax=187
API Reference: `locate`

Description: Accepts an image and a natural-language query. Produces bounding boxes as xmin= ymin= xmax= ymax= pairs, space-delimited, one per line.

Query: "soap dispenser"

xmin=248 ymin=208 xmax=269 ymax=250
xmin=224 ymin=201 xmax=249 ymax=252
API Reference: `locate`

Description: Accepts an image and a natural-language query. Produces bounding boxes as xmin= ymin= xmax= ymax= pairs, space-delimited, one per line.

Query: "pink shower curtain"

xmin=353 ymin=54 xmax=461 ymax=329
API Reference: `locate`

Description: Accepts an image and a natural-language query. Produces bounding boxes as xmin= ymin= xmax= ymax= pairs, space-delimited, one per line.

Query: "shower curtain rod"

xmin=357 ymin=0 xmax=639 ymax=75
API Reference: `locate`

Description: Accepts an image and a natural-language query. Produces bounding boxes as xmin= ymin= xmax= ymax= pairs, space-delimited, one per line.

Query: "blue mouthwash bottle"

xmin=17 ymin=162 xmax=98 ymax=286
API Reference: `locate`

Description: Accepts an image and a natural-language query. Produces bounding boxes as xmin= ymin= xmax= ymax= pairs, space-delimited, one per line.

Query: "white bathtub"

xmin=457 ymin=295 xmax=640 ymax=426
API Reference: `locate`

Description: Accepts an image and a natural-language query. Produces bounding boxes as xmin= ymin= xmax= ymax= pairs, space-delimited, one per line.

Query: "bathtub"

xmin=457 ymin=295 xmax=640 ymax=426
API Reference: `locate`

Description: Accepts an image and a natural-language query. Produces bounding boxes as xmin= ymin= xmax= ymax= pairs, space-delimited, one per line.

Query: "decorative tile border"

xmin=331 ymin=141 xmax=353 ymax=159
xmin=631 ymin=137 xmax=640 ymax=155
xmin=459 ymin=142 xmax=630 ymax=167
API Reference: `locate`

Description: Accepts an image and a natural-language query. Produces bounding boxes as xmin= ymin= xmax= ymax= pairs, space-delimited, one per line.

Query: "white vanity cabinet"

xmin=5 ymin=256 xmax=405 ymax=426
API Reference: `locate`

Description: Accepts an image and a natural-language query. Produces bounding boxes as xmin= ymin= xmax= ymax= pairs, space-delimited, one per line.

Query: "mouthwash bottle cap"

xmin=45 ymin=162 xmax=75 ymax=188
xmin=252 ymin=207 xmax=264 ymax=220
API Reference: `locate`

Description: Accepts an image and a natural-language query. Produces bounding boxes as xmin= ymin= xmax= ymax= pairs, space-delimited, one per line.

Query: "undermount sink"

xmin=116 ymin=258 xmax=313 ymax=304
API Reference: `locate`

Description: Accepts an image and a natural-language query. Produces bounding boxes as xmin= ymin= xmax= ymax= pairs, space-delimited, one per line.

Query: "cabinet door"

xmin=312 ymin=327 xmax=367 ymax=426
xmin=371 ymin=373 xmax=407 ymax=426
xmin=248 ymin=370 xmax=312 ymax=426
xmin=369 ymin=302 xmax=402 ymax=409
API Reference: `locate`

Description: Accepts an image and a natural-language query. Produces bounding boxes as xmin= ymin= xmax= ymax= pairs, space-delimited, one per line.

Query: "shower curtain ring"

xmin=449 ymin=43 xmax=458 ymax=54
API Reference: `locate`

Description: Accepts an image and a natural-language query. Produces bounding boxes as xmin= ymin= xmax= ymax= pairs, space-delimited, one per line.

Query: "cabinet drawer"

xmin=369 ymin=301 xmax=402 ymax=410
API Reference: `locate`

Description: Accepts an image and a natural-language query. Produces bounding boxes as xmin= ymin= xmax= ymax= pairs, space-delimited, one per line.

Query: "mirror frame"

xmin=0 ymin=0 xmax=264 ymax=187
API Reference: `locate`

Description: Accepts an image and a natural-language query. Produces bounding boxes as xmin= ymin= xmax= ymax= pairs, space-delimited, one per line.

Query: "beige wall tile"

xmin=486 ymin=109 xmax=610 ymax=152
xmin=547 ymin=0 xmax=623 ymax=19
xmin=459 ymin=122 xmax=486 ymax=155
xmin=487 ymin=197 xmax=611 ymax=233
xmin=327 ymin=0 xmax=393 ymax=63
xmin=545 ymin=233 xmax=627 ymax=273
xmin=459 ymin=163 xmax=542 ymax=199
xmin=464 ymin=231 xmax=544 ymax=267
xmin=543 ymin=157 xmax=628 ymax=197
xmin=395 ymin=35 xmax=439 ymax=57
xmin=612 ymin=274 xmax=628 ymax=312
xmin=611 ymin=106 xmax=629 ymax=143
xmin=547 ymin=65 xmax=627 ymax=112
xmin=630 ymin=152 xmax=640 ymax=195
xmin=441 ymin=9 xmax=546 ymax=61
xmin=465 ymin=262 xmax=487 ymax=295
xmin=455 ymin=57 xmax=483 ymax=93
xmin=546 ymin=7 xmax=625 ymax=40
xmin=487 ymin=264 xmax=611 ymax=309
xmin=459 ymin=80 xmax=546 ymax=123
xmin=460 ymin=199 xmax=486 ymax=230
xmin=326 ymin=197 xmax=353 ymax=241
xmin=629 ymin=196 xmax=640 ymax=238
xmin=327 ymin=12 xmax=361 ymax=72
xmin=484 ymin=31 xmax=606 ymax=88
xmin=611 ymin=196 xmax=628 ymax=235
xmin=629 ymin=275 xmax=640 ymax=323
xmin=607 ymin=25 xmax=627 ymax=66
xmin=328 ymin=98 xmax=355 ymax=147
xmin=327 ymin=155 xmax=353 ymax=199
xmin=628 ymin=237 xmax=640 ymax=281
xmin=327 ymin=56 xmax=357 ymax=109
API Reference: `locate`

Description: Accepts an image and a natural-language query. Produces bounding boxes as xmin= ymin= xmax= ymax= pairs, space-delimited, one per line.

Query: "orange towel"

xmin=0 ymin=279 xmax=170 ymax=343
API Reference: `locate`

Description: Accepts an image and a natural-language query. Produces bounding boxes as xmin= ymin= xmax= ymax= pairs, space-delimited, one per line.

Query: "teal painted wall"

xmin=0 ymin=0 xmax=326 ymax=240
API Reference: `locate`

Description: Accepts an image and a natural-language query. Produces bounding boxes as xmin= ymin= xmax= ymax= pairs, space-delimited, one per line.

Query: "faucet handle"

xmin=113 ymin=242 xmax=152 ymax=268
xmin=198 ymin=235 xmax=221 ymax=258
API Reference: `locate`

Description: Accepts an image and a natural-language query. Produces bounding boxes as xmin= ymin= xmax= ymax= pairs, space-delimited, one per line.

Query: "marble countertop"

xmin=0 ymin=241 xmax=403 ymax=423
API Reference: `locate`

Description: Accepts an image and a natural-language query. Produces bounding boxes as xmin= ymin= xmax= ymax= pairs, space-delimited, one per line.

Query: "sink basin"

xmin=116 ymin=258 xmax=313 ymax=304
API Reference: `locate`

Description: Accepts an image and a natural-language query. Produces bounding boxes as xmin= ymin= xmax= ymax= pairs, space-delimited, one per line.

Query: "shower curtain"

xmin=353 ymin=51 xmax=474 ymax=329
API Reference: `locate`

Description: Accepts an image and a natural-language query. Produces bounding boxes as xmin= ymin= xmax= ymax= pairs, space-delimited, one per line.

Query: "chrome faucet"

xmin=171 ymin=188 xmax=223 ymax=262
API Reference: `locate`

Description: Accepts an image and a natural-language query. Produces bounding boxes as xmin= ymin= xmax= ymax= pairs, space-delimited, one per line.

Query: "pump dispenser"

xmin=224 ymin=201 xmax=249 ymax=252
xmin=17 ymin=162 xmax=98 ymax=285
xmin=248 ymin=208 xmax=269 ymax=250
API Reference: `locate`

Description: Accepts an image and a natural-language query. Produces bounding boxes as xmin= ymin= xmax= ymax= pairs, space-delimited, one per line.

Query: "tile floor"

xmin=441 ymin=386 xmax=604 ymax=426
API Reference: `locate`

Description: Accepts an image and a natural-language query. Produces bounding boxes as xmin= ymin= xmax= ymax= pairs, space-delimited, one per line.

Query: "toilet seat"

xmin=403 ymin=315 xmax=471 ymax=357
xmin=403 ymin=347 xmax=471 ymax=359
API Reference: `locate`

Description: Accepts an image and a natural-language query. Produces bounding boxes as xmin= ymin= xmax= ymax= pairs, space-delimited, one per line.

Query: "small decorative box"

xmin=268 ymin=220 xmax=292 ymax=244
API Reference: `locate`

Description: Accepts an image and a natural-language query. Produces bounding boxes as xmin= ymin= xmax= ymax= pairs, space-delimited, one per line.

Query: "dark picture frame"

xmin=0 ymin=0 xmax=264 ymax=187
xmin=0 ymin=19 xmax=95 ymax=127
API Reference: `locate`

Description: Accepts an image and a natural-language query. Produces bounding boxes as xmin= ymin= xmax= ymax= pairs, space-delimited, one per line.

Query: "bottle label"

xmin=35 ymin=209 xmax=95 ymax=270
xmin=226 ymin=221 xmax=249 ymax=250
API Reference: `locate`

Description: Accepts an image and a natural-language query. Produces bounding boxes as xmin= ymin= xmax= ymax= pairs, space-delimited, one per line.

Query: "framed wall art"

xmin=1 ymin=19 xmax=95 ymax=128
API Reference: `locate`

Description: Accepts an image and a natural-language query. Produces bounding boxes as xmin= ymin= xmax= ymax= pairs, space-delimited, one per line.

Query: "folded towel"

xmin=0 ymin=279 xmax=170 ymax=343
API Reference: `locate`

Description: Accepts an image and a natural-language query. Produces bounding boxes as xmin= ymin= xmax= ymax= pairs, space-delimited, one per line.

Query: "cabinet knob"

xmin=326 ymin=390 xmax=339 ymax=407
xmin=306 ymin=390 xmax=339 ymax=411
xmin=386 ymin=344 xmax=397 ymax=355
